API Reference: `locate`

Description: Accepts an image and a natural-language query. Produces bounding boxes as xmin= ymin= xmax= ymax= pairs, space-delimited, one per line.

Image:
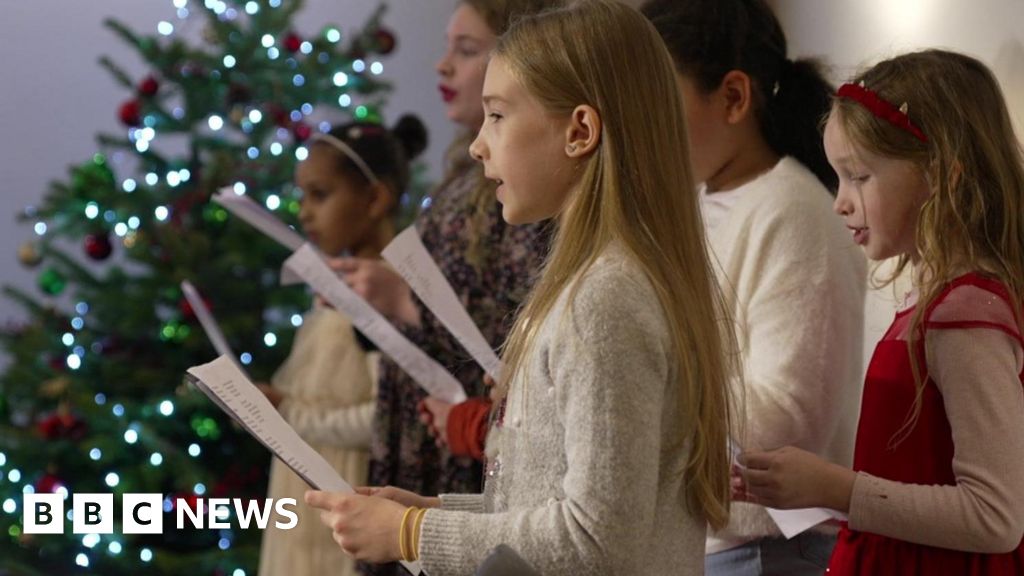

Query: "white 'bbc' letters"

xmin=23 ymin=494 xmax=64 ymax=534
xmin=73 ymin=494 xmax=114 ymax=534
xmin=123 ymin=493 xmax=163 ymax=534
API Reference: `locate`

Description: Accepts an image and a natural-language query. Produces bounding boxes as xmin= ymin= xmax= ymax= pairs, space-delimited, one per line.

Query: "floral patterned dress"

xmin=361 ymin=161 xmax=551 ymax=576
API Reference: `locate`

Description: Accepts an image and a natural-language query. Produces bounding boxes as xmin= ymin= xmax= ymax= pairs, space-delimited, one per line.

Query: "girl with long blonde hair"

xmin=307 ymin=1 xmax=735 ymax=574
xmin=737 ymin=50 xmax=1024 ymax=575
xmin=330 ymin=3 xmax=554 ymax=574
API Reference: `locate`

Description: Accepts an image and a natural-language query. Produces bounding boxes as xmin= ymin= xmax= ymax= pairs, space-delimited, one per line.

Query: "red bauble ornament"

xmin=139 ymin=75 xmax=160 ymax=97
xmin=269 ymin=104 xmax=291 ymax=128
xmin=35 ymin=474 xmax=64 ymax=494
xmin=118 ymin=99 xmax=141 ymax=127
xmin=293 ymin=122 xmax=312 ymax=142
xmin=38 ymin=411 xmax=87 ymax=441
xmin=179 ymin=295 xmax=212 ymax=320
xmin=375 ymin=28 xmax=397 ymax=55
xmin=283 ymin=33 xmax=302 ymax=53
xmin=84 ymin=233 xmax=113 ymax=261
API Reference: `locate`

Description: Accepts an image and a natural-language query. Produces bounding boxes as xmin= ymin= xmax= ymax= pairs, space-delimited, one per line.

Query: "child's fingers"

xmin=737 ymin=450 xmax=773 ymax=470
xmin=327 ymin=257 xmax=358 ymax=273
xmin=739 ymin=467 xmax=775 ymax=490
xmin=305 ymin=490 xmax=333 ymax=510
xmin=483 ymin=374 xmax=496 ymax=387
xmin=353 ymin=486 xmax=379 ymax=496
xmin=417 ymin=400 xmax=434 ymax=425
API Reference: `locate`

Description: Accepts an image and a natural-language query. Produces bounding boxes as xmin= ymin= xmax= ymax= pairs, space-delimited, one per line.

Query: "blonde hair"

xmin=440 ymin=0 xmax=561 ymax=268
xmin=496 ymin=0 xmax=736 ymax=529
xmin=833 ymin=49 xmax=1024 ymax=443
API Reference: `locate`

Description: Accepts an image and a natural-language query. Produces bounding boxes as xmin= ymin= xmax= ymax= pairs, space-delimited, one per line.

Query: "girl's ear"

xmin=719 ymin=70 xmax=755 ymax=125
xmin=564 ymin=105 xmax=602 ymax=158
xmin=365 ymin=180 xmax=397 ymax=220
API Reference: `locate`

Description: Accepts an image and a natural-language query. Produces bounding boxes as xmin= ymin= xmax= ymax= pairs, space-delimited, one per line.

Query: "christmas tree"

xmin=0 ymin=1 xmax=405 ymax=574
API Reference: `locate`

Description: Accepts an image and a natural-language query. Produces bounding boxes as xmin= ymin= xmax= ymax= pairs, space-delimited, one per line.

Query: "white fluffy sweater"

xmin=703 ymin=157 xmax=867 ymax=553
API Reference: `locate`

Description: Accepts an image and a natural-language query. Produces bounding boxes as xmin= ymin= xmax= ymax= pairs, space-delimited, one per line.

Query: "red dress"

xmin=829 ymin=274 xmax=1024 ymax=575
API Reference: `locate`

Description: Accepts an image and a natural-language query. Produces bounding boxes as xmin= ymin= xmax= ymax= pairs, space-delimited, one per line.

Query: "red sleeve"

xmin=447 ymin=398 xmax=493 ymax=461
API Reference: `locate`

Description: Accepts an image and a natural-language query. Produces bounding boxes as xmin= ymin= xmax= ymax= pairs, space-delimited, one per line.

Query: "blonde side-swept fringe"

xmin=493 ymin=0 xmax=739 ymax=530
xmin=833 ymin=49 xmax=1024 ymax=447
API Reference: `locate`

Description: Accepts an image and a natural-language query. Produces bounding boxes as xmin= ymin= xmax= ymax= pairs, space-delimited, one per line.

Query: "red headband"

xmin=836 ymin=82 xmax=928 ymax=143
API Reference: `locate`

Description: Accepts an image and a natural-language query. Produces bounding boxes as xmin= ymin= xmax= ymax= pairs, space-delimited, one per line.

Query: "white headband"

xmin=310 ymin=132 xmax=381 ymax=186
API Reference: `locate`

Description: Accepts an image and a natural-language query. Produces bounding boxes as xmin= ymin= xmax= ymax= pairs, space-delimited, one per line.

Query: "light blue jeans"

xmin=705 ymin=532 xmax=836 ymax=576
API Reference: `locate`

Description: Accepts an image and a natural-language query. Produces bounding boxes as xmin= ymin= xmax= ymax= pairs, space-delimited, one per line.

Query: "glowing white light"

xmin=265 ymin=195 xmax=280 ymax=210
xmin=208 ymin=115 xmax=224 ymax=131
xmin=157 ymin=21 xmax=174 ymax=36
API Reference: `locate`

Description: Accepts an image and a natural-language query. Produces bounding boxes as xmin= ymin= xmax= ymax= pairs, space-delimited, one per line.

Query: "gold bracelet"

xmin=410 ymin=508 xmax=428 ymax=561
xmin=399 ymin=506 xmax=416 ymax=561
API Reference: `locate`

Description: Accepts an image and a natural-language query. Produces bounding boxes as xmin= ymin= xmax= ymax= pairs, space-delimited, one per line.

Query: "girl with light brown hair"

xmin=737 ymin=49 xmax=1024 ymax=575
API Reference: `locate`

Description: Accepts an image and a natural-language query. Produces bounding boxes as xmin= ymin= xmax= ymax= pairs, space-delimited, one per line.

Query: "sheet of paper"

xmin=765 ymin=507 xmax=840 ymax=539
xmin=186 ymin=356 xmax=422 ymax=575
xmin=212 ymin=187 xmax=305 ymax=252
xmin=180 ymin=280 xmax=235 ymax=359
xmin=729 ymin=440 xmax=845 ymax=539
xmin=382 ymin=226 xmax=503 ymax=381
xmin=284 ymin=244 xmax=467 ymax=404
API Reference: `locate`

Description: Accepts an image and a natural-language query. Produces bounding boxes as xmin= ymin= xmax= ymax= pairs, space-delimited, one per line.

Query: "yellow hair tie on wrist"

xmin=399 ymin=506 xmax=416 ymax=561
xmin=411 ymin=508 xmax=428 ymax=561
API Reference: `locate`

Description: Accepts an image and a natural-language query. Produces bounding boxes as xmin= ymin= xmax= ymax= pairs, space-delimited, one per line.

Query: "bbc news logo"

xmin=23 ymin=494 xmax=298 ymax=534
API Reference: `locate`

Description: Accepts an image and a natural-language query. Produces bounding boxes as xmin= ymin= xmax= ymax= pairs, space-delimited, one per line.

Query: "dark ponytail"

xmin=642 ymin=0 xmax=837 ymax=191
